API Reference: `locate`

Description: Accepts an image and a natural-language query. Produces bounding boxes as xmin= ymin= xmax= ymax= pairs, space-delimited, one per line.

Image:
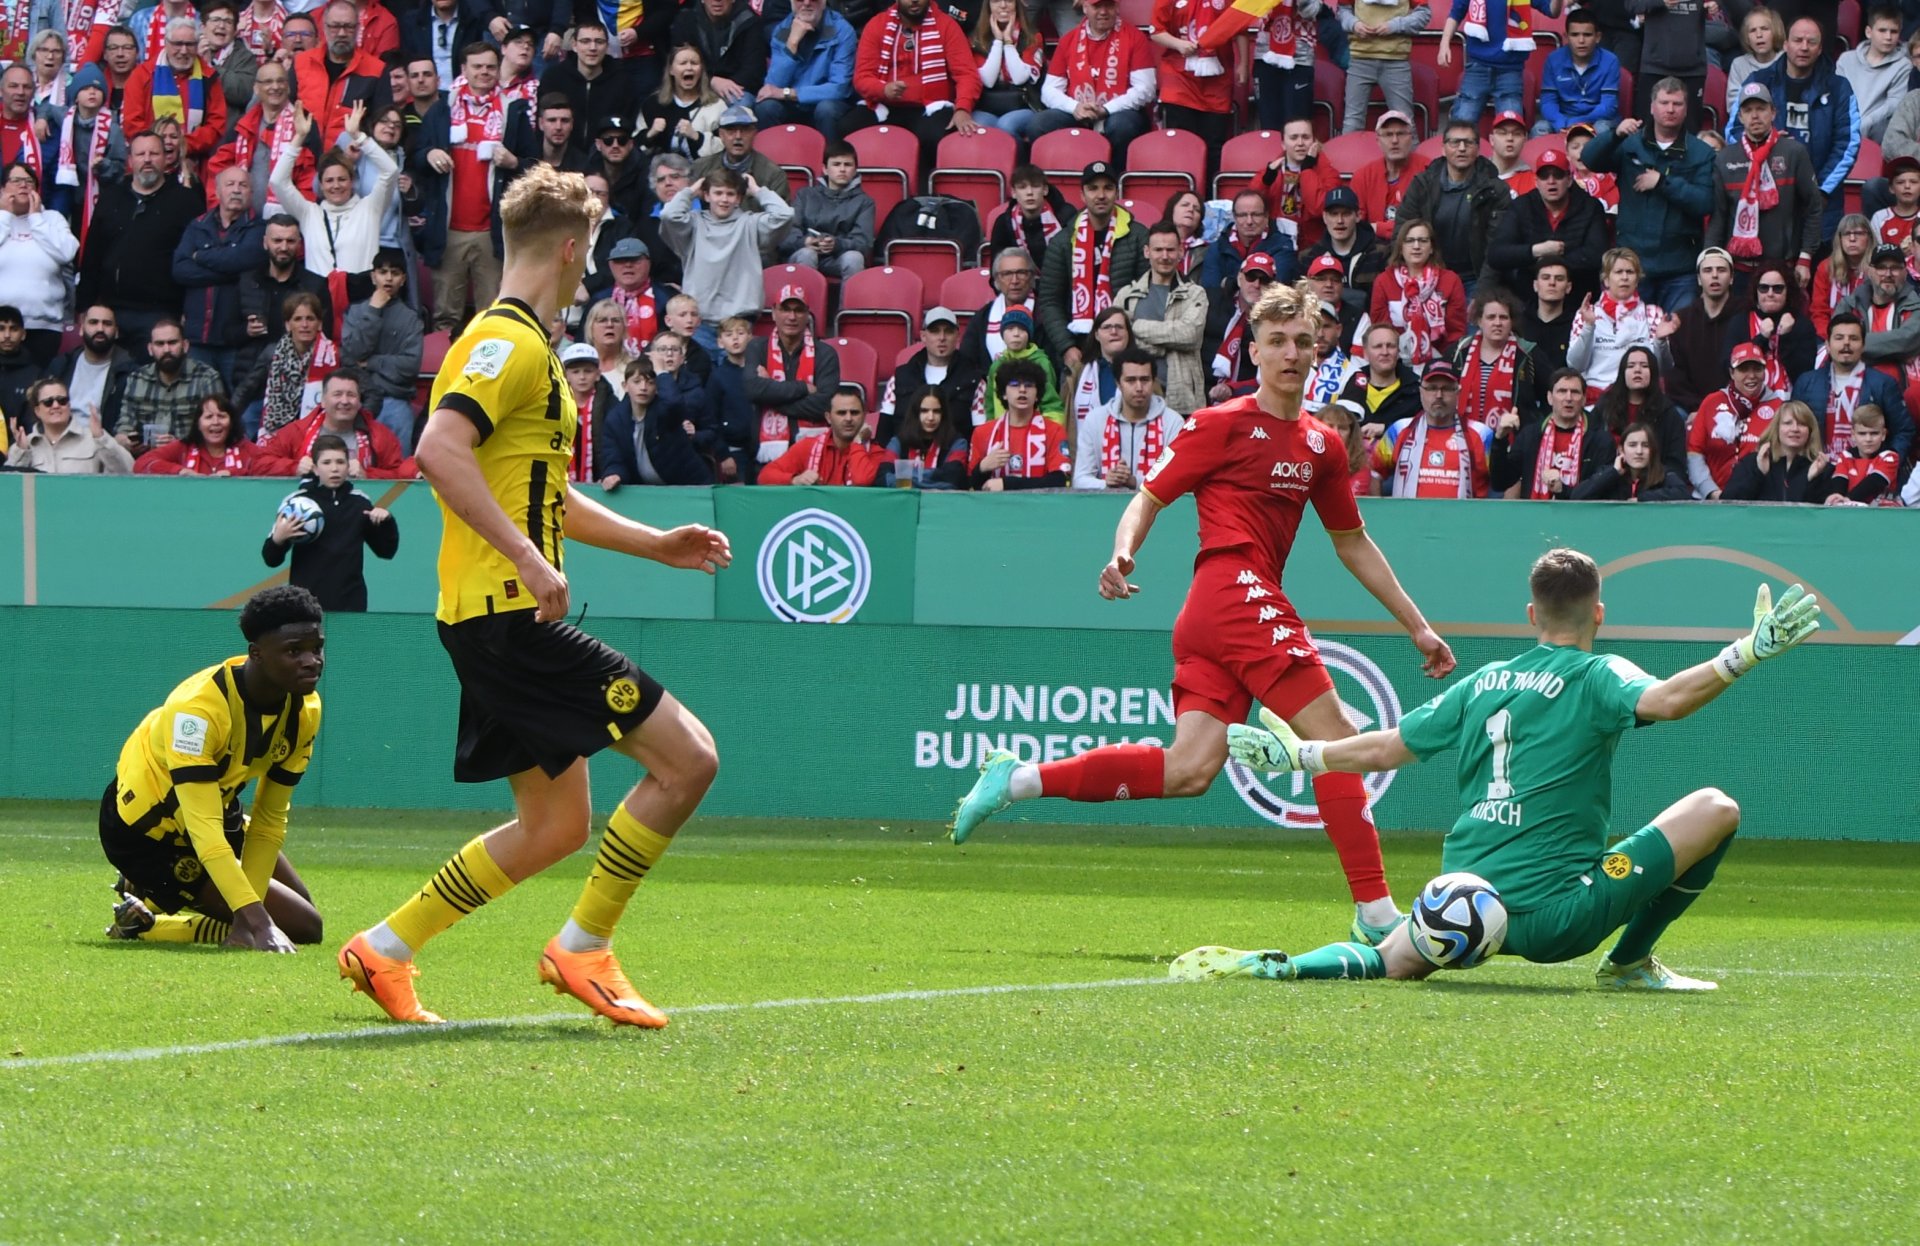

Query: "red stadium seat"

xmin=1320 ymin=131 xmax=1382 ymax=179
xmin=1851 ymin=137 xmax=1883 ymax=184
xmin=1215 ymin=129 xmax=1284 ymax=200
xmin=834 ymin=266 xmax=924 ymax=365
xmin=1120 ymin=129 xmax=1206 ymax=220
xmin=829 ymin=335 xmax=880 ymax=410
xmin=419 ymin=329 xmax=451 ymax=378
xmin=1522 ymin=132 xmax=1566 ymax=167
xmin=1410 ymin=63 xmax=1441 ymax=137
xmin=1408 ymin=34 xmax=1464 ymax=105
xmin=1116 ymin=0 xmax=1153 ymax=27
xmin=1033 ymin=128 xmax=1111 ymax=210
xmin=846 ymin=124 xmax=920 ymax=226
xmin=883 ymin=240 xmax=963 ymax=300
xmin=1705 ymin=63 xmax=1727 ymax=131
xmin=940 ymin=268 xmax=994 ymax=326
xmin=763 ymin=263 xmax=830 ymax=325
xmin=756 ymin=123 xmax=825 ymax=191
xmin=930 ymin=128 xmax=1018 ymax=222
xmin=980 ymin=202 xmax=1009 ymax=262
xmin=1840 ymin=0 xmax=1862 ymax=43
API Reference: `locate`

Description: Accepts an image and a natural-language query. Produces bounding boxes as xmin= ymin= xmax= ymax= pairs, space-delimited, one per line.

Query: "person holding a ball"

xmin=262 ymin=432 xmax=400 ymax=612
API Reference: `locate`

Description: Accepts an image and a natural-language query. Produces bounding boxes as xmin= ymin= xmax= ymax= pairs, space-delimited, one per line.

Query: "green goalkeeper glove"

xmin=1713 ymin=583 xmax=1823 ymax=683
xmin=1226 ymin=707 xmax=1327 ymax=776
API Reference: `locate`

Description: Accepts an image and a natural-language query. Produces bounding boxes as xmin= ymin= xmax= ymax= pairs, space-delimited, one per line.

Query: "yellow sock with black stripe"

xmin=138 ymin=913 xmax=232 ymax=944
xmin=382 ymin=835 xmax=517 ymax=955
xmin=561 ymin=806 xmax=673 ymax=951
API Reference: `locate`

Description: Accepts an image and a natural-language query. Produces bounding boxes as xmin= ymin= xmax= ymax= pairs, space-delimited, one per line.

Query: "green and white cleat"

xmin=1594 ymin=955 xmax=1719 ymax=992
xmin=1351 ymin=906 xmax=1406 ymax=947
xmin=1169 ymin=946 xmax=1297 ymax=981
xmin=949 ymin=749 xmax=1019 ymax=845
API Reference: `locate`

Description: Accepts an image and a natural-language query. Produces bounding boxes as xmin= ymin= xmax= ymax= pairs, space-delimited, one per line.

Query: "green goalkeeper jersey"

xmin=1396 ymin=644 xmax=1660 ymax=912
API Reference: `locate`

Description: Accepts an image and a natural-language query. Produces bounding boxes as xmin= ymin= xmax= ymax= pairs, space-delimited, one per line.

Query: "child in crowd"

xmin=1871 ymin=156 xmax=1920 ymax=251
xmin=987 ymin=165 xmax=1070 ymax=271
xmin=1565 ymin=124 xmax=1617 ymax=216
xmin=1438 ymin=0 xmax=1561 ymax=124
xmin=1822 ymin=404 xmax=1902 ymax=506
xmin=663 ymin=293 xmax=716 ymax=382
xmin=710 ymin=315 xmax=757 ymax=481
xmin=781 ymin=141 xmax=876 ymax=279
xmin=659 ymin=167 xmax=792 ymax=352
xmin=982 ymin=307 xmax=1064 ymax=422
xmin=262 ymin=433 xmax=399 ymax=613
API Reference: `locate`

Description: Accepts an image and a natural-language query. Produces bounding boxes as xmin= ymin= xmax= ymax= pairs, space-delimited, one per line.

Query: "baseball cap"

xmin=1421 ymin=359 xmax=1460 ymax=386
xmin=1696 ymin=246 xmax=1734 ymax=271
xmin=1566 ymin=122 xmax=1596 ymax=141
xmin=1322 ymin=186 xmax=1360 ymax=212
xmin=1729 ymin=344 xmax=1767 ymax=368
xmin=1240 ymin=252 xmax=1278 ymax=279
xmin=1375 ymin=110 xmax=1414 ymax=131
xmin=1307 ymin=254 xmax=1344 ymax=278
xmin=608 ymin=237 xmax=650 ymax=261
xmin=596 ymin=115 xmax=634 ymax=138
xmin=923 ymin=305 xmax=959 ymax=328
xmin=717 ymin=102 xmax=759 ymax=128
xmin=1535 ymin=148 xmax=1570 ymax=175
xmin=776 ymin=284 xmax=810 ymax=305
xmin=1739 ymin=82 xmax=1774 ymax=107
xmin=501 ymin=23 xmax=536 ymax=42
xmin=560 ymin=342 xmax=599 ymax=366
xmin=1872 ymin=243 xmax=1907 ymax=267
xmin=1000 ymin=306 xmax=1034 ymax=333
xmin=1081 ymin=160 xmax=1118 ymax=186
xmin=1492 ymin=110 xmax=1527 ymax=131
xmin=1885 ymin=155 xmax=1920 ymax=180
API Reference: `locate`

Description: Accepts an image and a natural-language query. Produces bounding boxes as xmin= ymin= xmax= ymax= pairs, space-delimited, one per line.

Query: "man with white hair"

xmin=124 ymin=17 xmax=231 ymax=159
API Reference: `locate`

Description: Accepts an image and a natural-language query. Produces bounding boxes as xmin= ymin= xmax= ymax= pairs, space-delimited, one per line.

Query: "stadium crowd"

xmin=3 ymin=0 xmax=1920 ymax=504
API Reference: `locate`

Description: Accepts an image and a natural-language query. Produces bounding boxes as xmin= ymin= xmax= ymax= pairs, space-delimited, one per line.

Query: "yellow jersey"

xmin=113 ymin=656 xmax=321 ymax=910
xmin=428 ymin=296 xmax=578 ymax=625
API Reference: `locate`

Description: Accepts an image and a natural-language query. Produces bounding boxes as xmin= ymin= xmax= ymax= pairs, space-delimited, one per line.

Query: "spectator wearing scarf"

xmin=1031 ymin=0 xmax=1156 ymax=164
xmin=1567 ymin=246 xmax=1666 ymax=401
xmin=1036 ymin=160 xmax=1145 ymax=367
xmin=1073 ymin=347 xmax=1182 ymax=491
xmin=1368 ymin=217 xmax=1465 ymax=368
xmin=1707 ymin=85 xmax=1823 ymax=282
xmin=51 ymin=66 xmax=123 ymax=246
xmin=1490 ymin=365 xmax=1615 ymax=500
xmin=849 ymin=0 xmax=983 ymax=162
xmin=1375 ymin=359 xmax=1491 ymax=498
xmin=123 ymin=19 xmax=230 ymax=159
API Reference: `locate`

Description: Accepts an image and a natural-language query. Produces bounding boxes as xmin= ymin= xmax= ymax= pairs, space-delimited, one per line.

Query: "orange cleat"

xmin=537 ymin=938 xmax=668 ymax=1028
xmin=338 ymin=932 xmax=444 ymax=1024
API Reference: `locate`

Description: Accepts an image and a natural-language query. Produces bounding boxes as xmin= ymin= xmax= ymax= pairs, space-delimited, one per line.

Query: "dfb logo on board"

xmin=757 ymin=508 xmax=872 ymax=623
xmin=1225 ymin=640 xmax=1402 ymax=827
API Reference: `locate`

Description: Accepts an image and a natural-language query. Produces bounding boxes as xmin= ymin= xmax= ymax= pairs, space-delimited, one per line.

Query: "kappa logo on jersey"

xmin=1245 ymin=585 xmax=1272 ymax=601
xmin=1602 ymin=852 xmax=1633 ymax=880
xmin=1236 ymin=570 xmax=1261 ymax=585
xmin=1306 ymin=428 xmax=1325 ymax=454
xmin=1249 ymin=426 xmax=1270 ymax=440
xmin=462 ymin=338 xmax=515 ymax=379
xmin=1226 ymin=640 xmax=1403 ymax=828
xmin=1270 ymin=624 xmax=1295 ymax=644
xmin=171 ymin=713 xmax=208 ymax=758
xmin=1256 ymin=606 xmax=1280 ymax=622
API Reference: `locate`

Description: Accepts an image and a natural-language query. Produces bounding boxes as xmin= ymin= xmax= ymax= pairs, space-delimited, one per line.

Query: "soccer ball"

xmin=1408 ymin=872 xmax=1508 ymax=969
xmin=277 ymin=494 xmax=325 ymax=544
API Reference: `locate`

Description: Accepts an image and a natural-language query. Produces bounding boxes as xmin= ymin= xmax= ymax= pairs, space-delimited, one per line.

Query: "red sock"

xmin=1312 ymin=771 xmax=1389 ymax=903
xmin=1038 ymin=744 xmax=1166 ymax=802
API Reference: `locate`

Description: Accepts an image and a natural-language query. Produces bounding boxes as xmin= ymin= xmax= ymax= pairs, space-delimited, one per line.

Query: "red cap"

xmin=1492 ymin=110 xmax=1528 ymax=131
xmin=1240 ymin=252 xmax=1278 ymax=278
xmin=1307 ymin=254 xmax=1344 ymax=278
xmin=1730 ymin=344 xmax=1767 ymax=368
xmin=776 ymin=285 xmax=809 ymax=305
xmin=1535 ymin=148 xmax=1570 ymax=173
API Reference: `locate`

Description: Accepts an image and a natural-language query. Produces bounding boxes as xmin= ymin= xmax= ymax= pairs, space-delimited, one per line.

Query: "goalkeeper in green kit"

xmin=1175 ymin=548 xmax=1823 ymax=991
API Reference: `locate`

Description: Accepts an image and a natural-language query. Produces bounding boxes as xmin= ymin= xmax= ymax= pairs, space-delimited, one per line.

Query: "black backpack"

xmin=875 ymin=195 xmax=984 ymax=263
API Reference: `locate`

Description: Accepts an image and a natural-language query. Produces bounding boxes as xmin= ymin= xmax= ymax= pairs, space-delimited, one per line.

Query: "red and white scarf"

xmin=1826 ymin=365 xmax=1864 ymax=450
xmin=1863 ymin=298 xmax=1920 ymax=388
xmin=1260 ymin=0 xmax=1301 ymax=68
xmin=238 ymin=1 xmax=287 ymax=57
xmin=1573 ymin=169 xmax=1618 ymax=213
xmin=0 ymin=0 xmax=29 ymax=61
xmin=450 ymin=80 xmax=506 ymax=146
xmin=142 ymin=4 xmax=191 ymax=65
xmin=34 ymin=74 xmax=66 ymax=113
xmin=984 ymin=414 xmax=1052 ymax=478
xmin=181 ymin=442 xmax=251 ymax=474
xmin=65 ymin=0 xmax=114 ymax=64
xmin=1458 ymin=335 xmax=1519 ymax=427
xmin=1392 ymin=418 xmax=1479 ymax=498
xmin=1746 ymin=312 xmax=1792 ymax=399
xmin=570 ymin=391 xmax=596 ymax=482
xmin=503 ymin=73 xmax=541 ymax=108
xmin=757 ymin=333 xmax=817 ymax=458
xmin=55 ymin=108 xmax=113 ymax=248
xmin=293 ymin=414 xmax=374 ymax=466
xmin=1213 ymin=306 xmax=1249 ymax=380
xmin=1385 ymin=265 xmax=1445 ymax=365
xmin=2 ymin=114 xmax=43 ymax=181
xmin=1532 ymin=416 xmax=1584 ymax=498
xmin=1068 ymin=207 xmax=1130 ymax=333
xmin=1065 ymin=25 xmax=1128 ymax=101
xmin=301 ymin=334 xmax=338 ymax=410
xmin=870 ymin=6 xmax=952 ymax=117
xmin=1180 ymin=233 xmax=1205 ymax=275
xmin=1730 ymin=131 xmax=1780 ymax=260
xmin=1826 ymin=266 xmax=1863 ymax=317
xmin=1010 ymin=202 xmax=1061 ymax=260
xmin=1182 ymin=0 xmax=1227 ymax=75
xmin=612 ymin=284 xmax=657 ymax=355
xmin=1101 ymin=409 xmax=1164 ymax=476
xmin=231 ymin=104 xmax=298 ymax=209
xmin=1462 ymin=0 xmax=1534 ymax=53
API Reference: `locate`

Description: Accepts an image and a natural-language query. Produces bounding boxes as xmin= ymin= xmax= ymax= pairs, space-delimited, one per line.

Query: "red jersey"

xmin=1873 ymin=207 xmax=1919 ymax=250
xmin=1141 ymin=397 xmax=1362 ymax=583
xmin=1829 ymin=449 xmax=1900 ymax=503
xmin=1689 ymin=387 xmax=1776 ymax=489
xmin=969 ymin=415 xmax=1071 ymax=480
xmin=1374 ymin=416 xmax=1492 ymax=498
xmin=1350 ymin=154 xmax=1430 ymax=238
xmin=758 ymin=436 xmax=890 ymax=486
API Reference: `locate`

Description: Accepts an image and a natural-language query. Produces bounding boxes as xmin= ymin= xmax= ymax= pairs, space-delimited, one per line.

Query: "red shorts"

xmin=1170 ymin=559 xmax=1334 ymax=725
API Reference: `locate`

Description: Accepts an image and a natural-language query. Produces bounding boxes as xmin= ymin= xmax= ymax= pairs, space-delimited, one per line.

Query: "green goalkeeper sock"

xmin=1608 ymin=833 xmax=1736 ymax=966
xmin=1288 ymin=941 xmax=1386 ymax=980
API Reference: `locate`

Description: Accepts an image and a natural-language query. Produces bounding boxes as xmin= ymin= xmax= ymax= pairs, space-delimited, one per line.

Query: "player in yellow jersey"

xmin=98 ymin=586 xmax=326 ymax=952
xmin=338 ymin=165 xmax=732 ymax=1027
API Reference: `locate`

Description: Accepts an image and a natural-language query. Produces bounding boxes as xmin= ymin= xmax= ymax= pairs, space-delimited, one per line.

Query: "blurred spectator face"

xmin=1565 ymin=17 xmax=1598 ymax=60
xmin=1419 ymin=374 xmax=1458 ymax=422
xmin=1777 ymin=408 xmax=1811 ymax=451
xmin=1871 ymin=257 xmax=1906 ymax=298
xmin=215 ymin=168 xmax=251 ymax=216
xmin=625 ymin=368 xmax=657 ymax=404
xmin=1853 ymin=419 xmax=1886 ymax=455
xmin=648 ymin=334 xmax=685 ymax=374
xmin=197 ymin=399 xmax=233 ymax=445
xmin=282 ymin=16 xmax=317 ymax=54
xmin=1282 ymin=119 xmax=1314 ymax=165
xmin=256 ymin=63 xmax=292 ymax=107
xmin=314 ymin=446 xmax=351 ymax=486
xmin=1 ymin=167 xmax=35 ymax=215
xmin=1094 ymin=313 xmax=1129 ymax=356
xmin=1548 ymin=374 xmax=1584 ymax=421
xmin=1742 ymin=11 xmax=1777 ymax=57
xmin=1443 ymin=126 xmax=1478 ymax=173
xmin=1364 ymin=326 xmax=1398 ymax=373
xmin=1868 ymin=14 xmax=1902 ymax=58
xmin=203 ymin=8 xmax=237 ymax=49
xmin=1534 ymin=262 xmax=1570 ymax=306
xmin=706 ymin=180 xmax=741 ymax=217
xmin=32 ymin=35 xmax=68 ymax=80
xmin=164 ymin=25 xmax=199 ymax=72
xmin=1314 ymin=316 xmax=1341 ymax=357
xmin=1753 ymin=271 xmax=1788 ymax=313
xmin=154 ymin=118 xmax=185 ymax=169
xmin=1168 ymin=192 xmax=1202 ymax=233
xmin=286 ymin=304 xmax=322 ymax=346
xmin=148 ymin=323 xmax=189 ymax=370
xmin=718 ymin=322 xmax=750 ymax=358
xmin=0 ymin=68 xmax=31 ymax=118
xmin=1083 ymin=0 xmax=1117 ymax=38
xmin=999 ymin=320 xmax=1030 ymax=352
xmin=827 ymin=391 xmax=865 ymax=441
xmin=1118 ymin=360 xmax=1155 ymax=415
xmin=1536 ymin=163 xmax=1568 ymax=207
xmin=1083 ymin=176 xmax=1118 ymax=218
xmin=651 ymin=162 xmax=688 ymax=202
xmin=1147 ymin=231 xmax=1181 ymax=278
xmin=407 ymin=59 xmax=440 ymax=101
xmin=1828 ymin=322 xmax=1864 ymax=367
xmin=80 ymin=306 xmax=118 ymax=354
xmin=463 ymin=48 xmax=500 ymax=92
xmin=703 ymin=0 xmax=735 ymax=17
xmin=1003 ymin=375 xmax=1037 ymax=418
xmin=1650 ymin=89 xmax=1687 ymax=135
xmin=993 ymin=252 xmax=1034 ymax=299
xmin=1490 ymin=123 xmax=1523 ymax=163
xmin=666 ymin=298 xmax=701 ymax=335
xmin=1478 ymin=298 xmax=1512 ymax=344
xmin=502 ymin=33 xmax=535 ymax=79
xmin=387 ymin=63 xmax=408 ymax=99
xmin=265 ymin=222 xmax=303 ymax=268
xmin=585 ymin=173 xmax=613 ymax=206
xmin=1620 ymin=426 xmax=1652 ymax=470
xmin=1785 ymin=19 xmax=1820 ymax=71
xmin=596 ymin=128 xmax=634 ymax=163
xmin=1322 ymin=202 xmax=1356 ymax=242
xmin=914 ymin=393 xmax=945 ymax=436
xmin=373 ymin=109 xmax=405 ymax=148
xmin=774 ymin=300 xmax=809 ymax=339
xmin=540 ymin=105 xmax=574 ymax=150
xmin=670 ymin=47 xmax=705 ymax=96
xmin=0 ymin=316 xmax=22 ymax=353
xmin=717 ymin=122 xmax=754 ymax=160
xmin=1230 ymin=193 xmax=1267 ymax=245
xmin=610 ymin=253 xmax=649 ymax=290
xmin=922 ymin=319 xmax=957 ymax=359
xmin=1565 ymin=131 xmax=1591 ymax=169
xmin=565 ymin=358 xmax=600 ymax=400
xmin=1236 ymin=264 xmax=1270 ymax=307
xmin=574 ymin=25 xmax=609 ymax=67
xmin=1695 ymin=254 xmax=1731 ymax=300
xmin=896 ymin=0 xmax=929 ymax=18
xmin=320 ymin=161 xmax=355 ymax=205
xmin=588 ymin=305 xmax=624 ymax=348
xmin=1398 ymin=224 xmax=1433 ymax=269
xmin=104 ymin=32 xmax=140 ymax=76
xmin=1622 ymin=350 xmax=1651 ymax=392
xmin=321 ymin=375 xmax=361 ymax=423
xmin=322 ymin=3 xmax=359 ymax=61
xmin=1731 ymin=359 xmax=1766 ymax=398
xmin=371 ymin=259 xmax=408 ymax=299
xmin=1739 ymin=97 xmax=1774 ymax=143
xmin=128 ymin=136 xmax=167 ymax=190
xmin=73 ymin=81 xmax=107 ymax=114
xmin=1375 ymin=119 xmax=1412 ymax=162
xmin=1604 ymin=254 xmax=1638 ymax=300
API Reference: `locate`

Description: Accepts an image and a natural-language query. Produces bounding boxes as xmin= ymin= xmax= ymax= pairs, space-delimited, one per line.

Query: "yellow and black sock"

xmin=140 ymin=913 xmax=231 ymax=944
xmin=384 ymin=835 xmax=517 ymax=954
xmin=566 ymin=806 xmax=673 ymax=946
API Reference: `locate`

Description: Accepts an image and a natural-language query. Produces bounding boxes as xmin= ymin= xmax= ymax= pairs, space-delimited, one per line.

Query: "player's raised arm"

xmin=417 ymin=408 xmax=571 ymax=620
xmin=1636 ymin=583 xmax=1823 ymax=722
xmin=1099 ymin=490 xmax=1165 ymax=599
xmin=1229 ymin=706 xmax=1420 ymax=776
xmin=1325 ymin=527 xmax=1455 ymax=677
xmin=564 ymin=485 xmax=732 ymax=574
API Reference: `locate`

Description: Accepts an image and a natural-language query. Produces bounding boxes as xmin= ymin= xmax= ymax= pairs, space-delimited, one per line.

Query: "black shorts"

xmin=98 ymin=781 xmax=244 ymax=914
xmin=437 ymin=612 xmax=666 ymax=783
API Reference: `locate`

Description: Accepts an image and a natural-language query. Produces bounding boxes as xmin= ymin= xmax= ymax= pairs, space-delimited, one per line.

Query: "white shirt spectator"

xmin=0 ymin=199 xmax=79 ymax=334
xmin=1073 ymin=390 xmax=1181 ymax=490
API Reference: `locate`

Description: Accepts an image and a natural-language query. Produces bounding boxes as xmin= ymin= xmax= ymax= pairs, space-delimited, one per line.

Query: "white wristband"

xmin=1297 ymin=741 xmax=1329 ymax=775
xmin=1711 ymin=641 xmax=1753 ymax=684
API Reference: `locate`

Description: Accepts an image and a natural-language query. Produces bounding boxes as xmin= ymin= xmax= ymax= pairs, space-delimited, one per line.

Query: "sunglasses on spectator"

xmin=1756 ymin=282 xmax=1788 ymax=292
xmin=38 ymin=395 xmax=71 ymax=406
xmin=1242 ymin=272 xmax=1272 ymax=284
xmin=599 ymin=134 xmax=633 ymax=145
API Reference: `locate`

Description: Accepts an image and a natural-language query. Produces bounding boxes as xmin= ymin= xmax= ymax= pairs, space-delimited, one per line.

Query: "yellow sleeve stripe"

xmin=439 ymin=392 xmax=494 ymax=442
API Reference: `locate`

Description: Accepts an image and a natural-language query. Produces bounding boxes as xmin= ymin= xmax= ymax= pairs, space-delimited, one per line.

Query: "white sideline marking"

xmin=0 ymin=976 xmax=1171 ymax=1072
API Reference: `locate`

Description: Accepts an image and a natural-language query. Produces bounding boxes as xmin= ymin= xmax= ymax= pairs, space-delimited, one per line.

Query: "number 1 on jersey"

xmin=1485 ymin=708 xmax=1515 ymax=801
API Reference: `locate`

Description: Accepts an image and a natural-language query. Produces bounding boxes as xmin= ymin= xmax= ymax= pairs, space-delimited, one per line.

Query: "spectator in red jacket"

xmin=1149 ymin=0 xmax=1233 ymax=158
xmin=970 ymin=355 xmax=1069 ymax=489
xmin=255 ymin=367 xmax=417 ymax=477
xmin=123 ymin=18 xmax=231 ymax=160
xmin=1349 ymin=111 xmax=1429 ymax=240
xmin=1257 ymin=118 xmax=1341 ymax=253
xmin=847 ymin=0 xmax=984 ymax=165
xmin=135 ymin=394 xmax=265 ymax=475
xmin=292 ymin=0 xmax=389 ymax=145
xmin=757 ymin=384 xmax=889 ymax=485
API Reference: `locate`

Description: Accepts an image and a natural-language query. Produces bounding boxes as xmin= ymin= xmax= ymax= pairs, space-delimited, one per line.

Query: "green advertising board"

xmin=712 ymin=486 xmax=917 ymax=624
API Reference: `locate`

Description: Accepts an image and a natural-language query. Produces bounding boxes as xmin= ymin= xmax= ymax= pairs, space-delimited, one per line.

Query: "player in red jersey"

xmin=950 ymin=279 xmax=1456 ymax=944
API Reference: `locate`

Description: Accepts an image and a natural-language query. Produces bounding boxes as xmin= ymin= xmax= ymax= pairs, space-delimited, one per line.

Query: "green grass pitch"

xmin=2 ymin=804 xmax=1916 ymax=1244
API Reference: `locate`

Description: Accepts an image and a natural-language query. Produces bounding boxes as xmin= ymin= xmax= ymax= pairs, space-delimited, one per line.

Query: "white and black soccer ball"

xmin=277 ymin=494 xmax=325 ymax=544
xmin=1409 ymin=872 xmax=1508 ymax=969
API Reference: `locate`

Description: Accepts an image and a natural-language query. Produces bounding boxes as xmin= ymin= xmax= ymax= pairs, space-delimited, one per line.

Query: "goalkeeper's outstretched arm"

xmin=1310 ymin=729 xmax=1420 ymax=775
xmin=1229 ymin=707 xmax=1418 ymax=776
xmin=1636 ymin=583 xmax=1823 ymax=722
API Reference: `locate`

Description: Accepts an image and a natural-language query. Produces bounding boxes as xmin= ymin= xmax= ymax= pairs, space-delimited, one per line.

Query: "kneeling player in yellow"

xmin=337 ymin=166 xmax=732 ymax=1027
xmin=99 ymin=586 xmax=326 ymax=952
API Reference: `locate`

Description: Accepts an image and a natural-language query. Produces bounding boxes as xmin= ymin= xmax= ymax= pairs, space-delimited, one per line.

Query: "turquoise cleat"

xmin=950 ymin=749 xmax=1019 ymax=845
xmin=1169 ymin=946 xmax=1297 ymax=981
xmin=1594 ymin=955 xmax=1719 ymax=991
xmin=1350 ymin=906 xmax=1406 ymax=947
